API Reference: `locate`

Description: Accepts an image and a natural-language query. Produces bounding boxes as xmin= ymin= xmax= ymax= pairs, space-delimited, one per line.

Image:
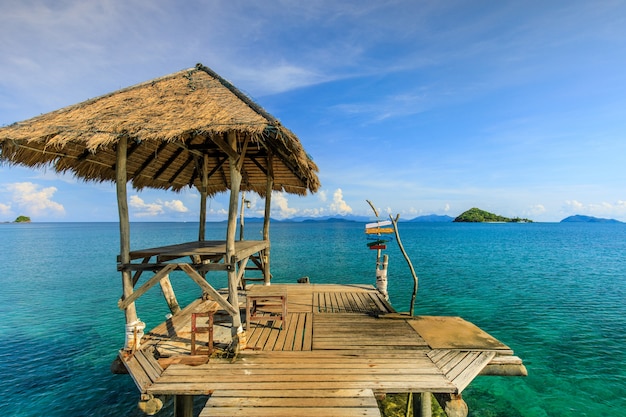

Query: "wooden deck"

xmin=121 ymin=284 xmax=524 ymax=416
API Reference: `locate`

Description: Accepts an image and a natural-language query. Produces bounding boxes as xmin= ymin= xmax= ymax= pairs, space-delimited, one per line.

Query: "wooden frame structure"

xmin=0 ymin=64 xmax=526 ymax=417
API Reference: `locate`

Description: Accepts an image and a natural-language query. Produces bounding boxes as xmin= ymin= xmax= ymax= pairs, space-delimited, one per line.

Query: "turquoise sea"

xmin=0 ymin=221 xmax=624 ymax=416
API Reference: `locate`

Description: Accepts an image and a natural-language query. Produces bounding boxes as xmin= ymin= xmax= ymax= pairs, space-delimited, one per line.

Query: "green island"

xmin=454 ymin=207 xmax=532 ymax=223
xmin=14 ymin=215 xmax=31 ymax=223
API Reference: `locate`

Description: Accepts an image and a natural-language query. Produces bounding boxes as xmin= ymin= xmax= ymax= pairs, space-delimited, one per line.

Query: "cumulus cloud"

xmin=329 ymin=188 xmax=352 ymax=215
xmin=563 ymin=199 xmax=626 ymax=219
xmin=130 ymin=195 xmax=189 ymax=217
xmin=272 ymin=192 xmax=297 ymax=218
xmin=0 ymin=202 xmax=11 ymax=215
xmin=4 ymin=182 xmax=65 ymax=216
xmin=164 ymin=199 xmax=188 ymax=213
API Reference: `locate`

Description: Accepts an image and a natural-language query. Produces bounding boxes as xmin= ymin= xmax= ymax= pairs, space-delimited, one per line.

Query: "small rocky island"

xmin=454 ymin=208 xmax=532 ymax=223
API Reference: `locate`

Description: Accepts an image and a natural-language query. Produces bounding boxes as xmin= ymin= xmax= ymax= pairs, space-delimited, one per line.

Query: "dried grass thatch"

xmin=0 ymin=64 xmax=320 ymax=195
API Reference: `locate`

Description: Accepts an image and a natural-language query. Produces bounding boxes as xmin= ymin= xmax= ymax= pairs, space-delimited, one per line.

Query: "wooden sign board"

xmin=365 ymin=227 xmax=394 ymax=235
xmin=365 ymin=220 xmax=392 ymax=229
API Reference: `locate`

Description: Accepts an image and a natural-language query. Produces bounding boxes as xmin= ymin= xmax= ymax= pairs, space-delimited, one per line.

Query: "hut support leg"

xmin=174 ymin=395 xmax=194 ymax=417
xmin=159 ymin=274 xmax=181 ymax=315
xmin=263 ymin=159 xmax=273 ymax=285
xmin=433 ymin=393 xmax=468 ymax=417
xmin=413 ymin=392 xmax=432 ymax=417
xmin=116 ymin=135 xmax=138 ymax=346
xmin=226 ymin=132 xmax=245 ymax=346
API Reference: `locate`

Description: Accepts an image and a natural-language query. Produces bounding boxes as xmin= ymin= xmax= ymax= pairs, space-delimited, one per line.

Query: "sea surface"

xmin=0 ymin=221 xmax=624 ymax=416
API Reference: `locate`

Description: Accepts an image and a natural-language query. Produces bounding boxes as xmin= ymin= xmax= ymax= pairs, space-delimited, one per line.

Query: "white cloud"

xmin=271 ymin=192 xmax=297 ymax=218
xmin=329 ymin=188 xmax=353 ymax=215
xmin=164 ymin=199 xmax=188 ymax=213
xmin=562 ymin=199 xmax=626 ymax=219
xmin=4 ymin=182 xmax=65 ymax=217
xmin=0 ymin=202 xmax=11 ymax=216
xmin=130 ymin=196 xmax=190 ymax=217
xmin=318 ymin=190 xmax=328 ymax=202
xmin=130 ymin=195 xmax=164 ymax=217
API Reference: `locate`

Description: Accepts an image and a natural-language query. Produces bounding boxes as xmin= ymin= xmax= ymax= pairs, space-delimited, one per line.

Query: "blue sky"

xmin=1 ymin=0 xmax=625 ymax=222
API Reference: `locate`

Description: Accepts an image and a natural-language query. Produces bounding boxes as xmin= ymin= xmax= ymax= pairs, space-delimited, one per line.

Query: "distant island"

xmin=454 ymin=208 xmax=532 ymax=223
xmin=560 ymin=215 xmax=623 ymax=224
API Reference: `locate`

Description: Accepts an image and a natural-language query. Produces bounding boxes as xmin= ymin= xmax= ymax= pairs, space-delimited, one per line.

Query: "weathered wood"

xmin=198 ymin=154 xmax=209 ymax=241
xmin=174 ymin=395 xmax=194 ymax=417
xmin=433 ymin=393 xmax=468 ymax=417
xmin=116 ymin=135 xmax=138 ymax=326
xmin=159 ymin=274 xmax=181 ymax=315
xmin=480 ymin=355 xmax=528 ymax=376
xmin=118 ymin=264 xmax=177 ymax=310
xmin=263 ymin=152 xmax=273 ymax=285
xmin=178 ymin=264 xmax=238 ymax=316
xmin=226 ymin=131 xmax=244 ymax=339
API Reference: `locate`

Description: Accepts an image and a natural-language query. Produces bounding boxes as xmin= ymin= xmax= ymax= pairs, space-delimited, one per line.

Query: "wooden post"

xmin=198 ymin=154 xmax=208 ymax=242
xmin=174 ymin=395 xmax=194 ymax=417
xmin=433 ymin=393 xmax=468 ymax=417
xmin=263 ymin=153 xmax=273 ymax=285
xmin=226 ymin=132 xmax=244 ymax=342
xmin=116 ymin=136 xmax=139 ymax=333
xmin=159 ymin=274 xmax=181 ymax=315
xmin=413 ymin=393 xmax=432 ymax=417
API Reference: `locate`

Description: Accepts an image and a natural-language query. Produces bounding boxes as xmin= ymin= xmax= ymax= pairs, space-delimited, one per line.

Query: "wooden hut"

xmin=0 ymin=64 xmax=525 ymax=417
xmin=0 ymin=62 xmax=320 ymax=346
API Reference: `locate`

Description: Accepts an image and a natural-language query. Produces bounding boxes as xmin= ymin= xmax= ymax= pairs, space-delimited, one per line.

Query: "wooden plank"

xmin=119 ymin=351 xmax=153 ymax=393
xmin=302 ymin=313 xmax=313 ymax=350
xmin=200 ymin=407 xmax=380 ymax=417
xmin=134 ymin=349 xmax=163 ymax=382
xmin=408 ymin=316 xmax=512 ymax=352
xmin=449 ymin=351 xmax=495 ymax=392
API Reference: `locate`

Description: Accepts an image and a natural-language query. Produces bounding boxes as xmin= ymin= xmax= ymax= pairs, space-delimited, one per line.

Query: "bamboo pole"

xmin=116 ymin=136 xmax=138 ymax=331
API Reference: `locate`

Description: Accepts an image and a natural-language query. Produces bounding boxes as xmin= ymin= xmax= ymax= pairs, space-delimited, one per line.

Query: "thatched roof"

xmin=0 ymin=64 xmax=320 ymax=195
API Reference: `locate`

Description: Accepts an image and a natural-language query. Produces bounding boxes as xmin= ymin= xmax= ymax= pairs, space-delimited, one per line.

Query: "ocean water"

xmin=0 ymin=221 xmax=624 ymax=416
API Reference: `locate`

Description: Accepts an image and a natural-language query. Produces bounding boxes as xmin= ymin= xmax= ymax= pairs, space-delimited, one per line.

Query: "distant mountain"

xmin=408 ymin=214 xmax=454 ymax=223
xmin=454 ymin=208 xmax=532 ymax=223
xmin=560 ymin=215 xmax=623 ymax=224
xmin=281 ymin=215 xmax=370 ymax=223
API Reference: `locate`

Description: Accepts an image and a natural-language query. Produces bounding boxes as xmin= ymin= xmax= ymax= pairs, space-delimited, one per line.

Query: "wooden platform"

xmin=121 ymin=284 xmax=524 ymax=416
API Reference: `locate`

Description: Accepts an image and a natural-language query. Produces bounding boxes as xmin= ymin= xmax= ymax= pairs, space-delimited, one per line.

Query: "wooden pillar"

xmin=174 ymin=395 xmax=194 ymax=417
xmin=116 ymin=136 xmax=138 ymax=328
xmin=413 ymin=393 xmax=432 ymax=417
xmin=263 ymin=153 xmax=273 ymax=285
xmin=159 ymin=274 xmax=181 ymax=315
xmin=198 ymin=155 xmax=209 ymax=242
xmin=433 ymin=393 xmax=468 ymax=417
xmin=226 ymin=132 xmax=244 ymax=340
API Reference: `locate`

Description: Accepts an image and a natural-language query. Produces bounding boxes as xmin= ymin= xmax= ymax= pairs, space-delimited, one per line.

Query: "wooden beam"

xmin=116 ymin=135 xmax=138 ymax=326
xmin=152 ymin=146 xmax=184 ymax=180
xmin=168 ymin=154 xmax=194 ymax=184
xmin=159 ymin=274 xmax=181 ymax=315
xmin=178 ymin=264 xmax=238 ymax=316
xmin=133 ymin=142 xmax=169 ymax=177
xmin=211 ymin=132 xmax=240 ymax=160
xmin=118 ymin=264 xmax=177 ymax=310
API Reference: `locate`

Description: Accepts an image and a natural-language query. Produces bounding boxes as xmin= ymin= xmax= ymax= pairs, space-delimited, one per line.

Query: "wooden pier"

xmin=121 ymin=284 xmax=525 ymax=416
xmin=0 ymin=65 xmax=526 ymax=417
